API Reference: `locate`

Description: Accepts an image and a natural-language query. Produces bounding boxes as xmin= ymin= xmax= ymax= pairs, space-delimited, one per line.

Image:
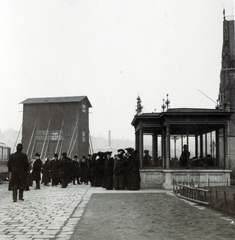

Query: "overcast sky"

xmin=0 ymin=0 xmax=234 ymax=142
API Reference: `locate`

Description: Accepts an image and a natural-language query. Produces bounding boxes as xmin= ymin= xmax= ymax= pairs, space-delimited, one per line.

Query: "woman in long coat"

xmin=113 ymin=154 xmax=125 ymax=190
xmin=127 ymin=150 xmax=140 ymax=190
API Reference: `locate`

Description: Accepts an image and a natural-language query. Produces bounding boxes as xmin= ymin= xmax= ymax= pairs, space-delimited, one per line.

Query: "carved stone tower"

xmin=218 ymin=10 xmax=235 ymax=112
xmin=218 ymin=10 xmax=235 ymax=170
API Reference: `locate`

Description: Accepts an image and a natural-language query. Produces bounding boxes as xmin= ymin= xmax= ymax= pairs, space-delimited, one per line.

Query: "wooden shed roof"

xmin=20 ymin=96 xmax=92 ymax=107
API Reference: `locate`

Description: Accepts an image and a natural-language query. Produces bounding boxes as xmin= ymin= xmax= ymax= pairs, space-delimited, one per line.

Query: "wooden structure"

xmin=21 ymin=96 xmax=92 ymax=160
xmin=131 ymin=108 xmax=232 ymax=189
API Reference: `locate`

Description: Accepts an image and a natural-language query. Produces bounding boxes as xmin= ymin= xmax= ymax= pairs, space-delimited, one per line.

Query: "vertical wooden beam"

xmin=200 ymin=134 xmax=203 ymax=158
xmin=139 ymin=126 xmax=143 ymax=168
xmin=186 ymin=126 xmax=189 ymax=167
xmin=216 ymin=129 xmax=220 ymax=167
xmin=26 ymin=120 xmax=37 ymax=155
xmin=166 ymin=124 xmax=170 ymax=169
xmin=152 ymin=133 xmax=157 ymax=167
xmin=162 ymin=128 xmax=165 ymax=168
xmin=195 ymin=134 xmax=198 ymax=159
xmin=224 ymin=124 xmax=228 ymax=169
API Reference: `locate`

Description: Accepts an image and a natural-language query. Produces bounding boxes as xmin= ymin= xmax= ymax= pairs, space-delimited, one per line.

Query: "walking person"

xmin=7 ymin=143 xmax=29 ymax=202
xmin=32 ymin=153 xmax=42 ymax=189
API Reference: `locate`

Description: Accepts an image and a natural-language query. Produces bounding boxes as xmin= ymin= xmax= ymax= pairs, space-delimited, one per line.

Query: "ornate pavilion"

xmin=131 ymin=97 xmax=232 ymax=189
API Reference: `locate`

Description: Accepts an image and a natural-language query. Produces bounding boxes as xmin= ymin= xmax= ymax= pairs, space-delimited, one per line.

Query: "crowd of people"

xmin=7 ymin=144 xmax=141 ymax=202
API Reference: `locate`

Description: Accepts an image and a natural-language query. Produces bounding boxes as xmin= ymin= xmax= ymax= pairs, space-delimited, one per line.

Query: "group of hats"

xmin=35 ymin=152 xmax=60 ymax=157
xmin=33 ymin=149 xmax=137 ymax=159
xmin=117 ymin=148 xmax=135 ymax=154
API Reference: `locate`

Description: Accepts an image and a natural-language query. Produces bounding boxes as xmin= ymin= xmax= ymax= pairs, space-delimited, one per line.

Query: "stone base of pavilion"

xmin=140 ymin=169 xmax=232 ymax=190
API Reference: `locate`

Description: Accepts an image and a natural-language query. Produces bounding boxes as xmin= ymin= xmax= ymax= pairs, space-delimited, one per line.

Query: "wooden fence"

xmin=173 ymin=180 xmax=210 ymax=205
xmin=173 ymin=180 xmax=235 ymax=215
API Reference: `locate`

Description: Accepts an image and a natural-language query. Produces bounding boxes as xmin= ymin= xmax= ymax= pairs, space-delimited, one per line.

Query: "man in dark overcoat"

xmin=72 ymin=155 xmax=80 ymax=185
xmin=103 ymin=151 xmax=114 ymax=190
xmin=50 ymin=153 xmax=60 ymax=186
xmin=32 ymin=153 xmax=43 ymax=189
xmin=58 ymin=152 xmax=72 ymax=188
xmin=7 ymin=143 xmax=29 ymax=202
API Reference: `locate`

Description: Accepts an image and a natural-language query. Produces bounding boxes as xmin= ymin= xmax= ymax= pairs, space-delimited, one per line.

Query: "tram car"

xmin=0 ymin=142 xmax=11 ymax=182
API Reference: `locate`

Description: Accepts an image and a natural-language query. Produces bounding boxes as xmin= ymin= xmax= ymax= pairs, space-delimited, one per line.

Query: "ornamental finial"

xmin=161 ymin=99 xmax=166 ymax=112
xmin=136 ymin=96 xmax=143 ymax=115
xmin=165 ymin=94 xmax=170 ymax=110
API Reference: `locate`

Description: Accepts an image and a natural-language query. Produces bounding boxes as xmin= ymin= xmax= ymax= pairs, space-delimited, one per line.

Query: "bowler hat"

xmin=16 ymin=143 xmax=23 ymax=149
xmin=125 ymin=147 xmax=134 ymax=153
xmin=117 ymin=149 xmax=125 ymax=154
xmin=105 ymin=151 xmax=112 ymax=156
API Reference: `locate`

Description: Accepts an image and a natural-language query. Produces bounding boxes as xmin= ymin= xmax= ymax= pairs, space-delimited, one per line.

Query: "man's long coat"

xmin=7 ymin=151 xmax=29 ymax=190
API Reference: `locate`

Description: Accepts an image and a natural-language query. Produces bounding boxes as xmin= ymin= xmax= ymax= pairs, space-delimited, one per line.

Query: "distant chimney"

xmin=108 ymin=130 xmax=111 ymax=147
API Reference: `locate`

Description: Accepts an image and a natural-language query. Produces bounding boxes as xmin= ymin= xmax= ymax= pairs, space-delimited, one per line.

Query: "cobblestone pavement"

xmin=0 ymin=183 xmax=170 ymax=240
xmin=0 ymin=182 xmax=235 ymax=240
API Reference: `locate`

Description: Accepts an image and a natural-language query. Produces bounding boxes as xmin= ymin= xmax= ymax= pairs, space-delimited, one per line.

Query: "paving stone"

xmin=0 ymin=183 xmax=167 ymax=239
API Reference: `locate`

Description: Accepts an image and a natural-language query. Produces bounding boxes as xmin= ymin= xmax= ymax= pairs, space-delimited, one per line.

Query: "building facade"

xmin=21 ymin=96 xmax=92 ymax=160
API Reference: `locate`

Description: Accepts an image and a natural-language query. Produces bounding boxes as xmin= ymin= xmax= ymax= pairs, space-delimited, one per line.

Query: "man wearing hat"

xmin=32 ymin=153 xmax=43 ymax=189
xmin=113 ymin=151 xmax=125 ymax=190
xmin=103 ymin=151 xmax=114 ymax=190
xmin=7 ymin=143 xmax=29 ymax=202
xmin=72 ymin=154 xmax=80 ymax=185
xmin=50 ymin=153 xmax=60 ymax=186
xmin=58 ymin=152 xmax=72 ymax=188
xmin=126 ymin=149 xmax=140 ymax=190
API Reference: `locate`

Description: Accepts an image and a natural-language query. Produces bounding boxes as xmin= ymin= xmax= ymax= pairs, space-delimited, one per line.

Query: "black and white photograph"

xmin=0 ymin=0 xmax=235 ymax=239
